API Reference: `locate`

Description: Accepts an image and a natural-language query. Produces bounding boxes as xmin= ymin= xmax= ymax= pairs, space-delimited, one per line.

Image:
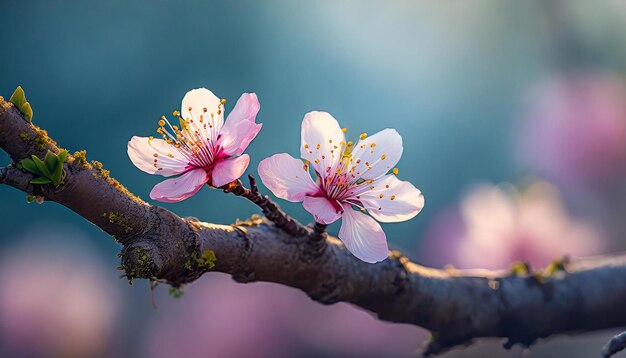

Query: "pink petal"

xmin=300 ymin=111 xmax=345 ymax=181
xmin=303 ymin=196 xmax=343 ymax=224
xmin=211 ymin=154 xmax=250 ymax=188
xmin=219 ymin=93 xmax=262 ymax=156
xmin=181 ymin=88 xmax=224 ymax=133
xmin=226 ymin=93 xmax=260 ymax=125
xmin=150 ymin=168 xmax=208 ymax=203
xmin=338 ymin=203 xmax=389 ymax=263
xmin=357 ymin=174 xmax=424 ymax=223
xmin=128 ymin=136 xmax=190 ymax=177
xmin=351 ymin=129 xmax=403 ymax=180
xmin=258 ymin=153 xmax=320 ymax=202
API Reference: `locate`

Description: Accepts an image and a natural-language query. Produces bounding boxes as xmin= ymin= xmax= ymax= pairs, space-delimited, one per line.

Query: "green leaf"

xmin=57 ymin=150 xmax=68 ymax=164
xmin=20 ymin=102 xmax=33 ymax=121
xmin=51 ymin=150 xmax=68 ymax=186
xmin=31 ymin=155 xmax=52 ymax=178
xmin=15 ymin=162 xmax=23 ymax=169
xmin=26 ymin=194 xmax=36 ymax=203
xmin=30 ymin=177 xmax=52 ymax=185
xmin=51 ymin=162 xmax=63 ymax=185
xmin=20 ymin=158 xmax=40 ymax=175
xmin=44 ymin=150 xmax=57 ymax=173
xmin=9 ymin=86 xmax=26 ymax=108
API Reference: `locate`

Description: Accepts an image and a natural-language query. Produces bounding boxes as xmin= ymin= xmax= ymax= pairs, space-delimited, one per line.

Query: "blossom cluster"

xmin=129 ymin=88 xmax=424 ymax=263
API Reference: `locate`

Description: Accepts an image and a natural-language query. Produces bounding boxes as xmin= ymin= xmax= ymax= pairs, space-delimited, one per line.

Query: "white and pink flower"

xmin=258 ymin=111 xmax=424 ymax=263
xmin=128 ymin=88 xmax=262 ymax=202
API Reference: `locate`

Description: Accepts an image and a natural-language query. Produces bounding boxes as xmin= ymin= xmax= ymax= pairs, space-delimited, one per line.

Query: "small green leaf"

xmin=51 ymin=150 xmax=68 ymax=186
xmin=31 ymin=155 xmax=52 ymax=178
xmin=9 ymin=86 xmax=26 ymax=108
xmin=26 ymin=194 xmax=36 ymax=203
xmin=51 ymin=162 xmax=63 ymax=185
xmin=30 ymin=177 xmax=52 ymax=185
xmin=57 ymin=150 xmax=68 ymax=164
xmin=44 ymin=151 xmax=57 ymax=173
xmin=20 ymin=158 xmax=39 ymax=174
xmin=20 ymin=102 xmax=33 ymax=121
xmin=15 ymin=162 xmax=23 ymax=170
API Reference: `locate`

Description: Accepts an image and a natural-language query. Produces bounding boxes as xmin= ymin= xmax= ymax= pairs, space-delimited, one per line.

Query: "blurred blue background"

xmin=2 ymin=1 xmax=626 ymax=357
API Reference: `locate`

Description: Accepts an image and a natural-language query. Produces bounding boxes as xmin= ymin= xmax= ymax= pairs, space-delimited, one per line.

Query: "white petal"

xmin=300 ymin=111 xmax=345 ymax=180
xmin=338 ymin=203 xmax=389 ymax=263
xmin=180 ymin=88 xmax=224 ymax=142
xmin=257 ymin=153 xmax=320 ymax=202
xmin=127 ymin=136 xmax=190 ymax=177
xmin=358 ymin=175 xmax=424 ymax=223
xmin=351 ymin=129 xmax=403 ymax=180
xmin=149 ymin=168 xmax=208 ymax=203
xmin=303 ymin=196 xmax=343 ymax=224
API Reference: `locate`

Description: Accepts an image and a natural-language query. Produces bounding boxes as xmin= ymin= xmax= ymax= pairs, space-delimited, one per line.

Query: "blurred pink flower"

xmin=128 ymin=88 xmax=262 ymax=202
xmin=144 ymin=274 xmax=424 ymax=358
xmin=0 ymin=226 xmax=122 ymax=357
xmin=421 ymin=181 xmax=605 ymax=270
xmin=258 ymin=111 xmax=424 ymax=263
xmin=519 ymin=73 xmax=626 ymax=187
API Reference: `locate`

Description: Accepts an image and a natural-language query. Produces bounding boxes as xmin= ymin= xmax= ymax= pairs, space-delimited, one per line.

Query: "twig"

xmin=222 ymin=175 xmax=309 ymax=237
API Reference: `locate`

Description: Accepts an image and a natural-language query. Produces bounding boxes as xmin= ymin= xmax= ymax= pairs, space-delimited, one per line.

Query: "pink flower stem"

xmin=221 ymin=175 xmax=309 ymax=237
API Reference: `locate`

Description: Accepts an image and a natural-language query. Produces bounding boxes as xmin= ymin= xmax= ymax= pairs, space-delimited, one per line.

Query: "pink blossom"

xmin=519 ymin=73 xmax=626 ymax=188
xmin=421 ymin=181 xmax=605 ymax=270
xmin=128 ymin=88 xmax=262 ymax=202
xmin=258 ymin=111 xmax=424 ymax=263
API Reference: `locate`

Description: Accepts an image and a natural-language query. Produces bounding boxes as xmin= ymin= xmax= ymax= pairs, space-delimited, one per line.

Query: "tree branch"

xmin=2 ymin=96 xmax=626 ymax=355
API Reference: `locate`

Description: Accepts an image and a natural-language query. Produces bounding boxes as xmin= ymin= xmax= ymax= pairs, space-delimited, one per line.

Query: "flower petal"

xmin=303 ymin=196 xmax=343 ymax=224
xmin=211 ymin=154 xmax=250 ymax=188
xmin=149 ymin=168 xmax=208 ymax=203
xmin=358 ymin=174 xmax=424 ymax=223
xmin=181 ymin=88 xmax=224 ymax=139
xmin=127 ymin=136 xmax=190 ymax=177
xmin=351 ymin=129 xmax=403 ymax=180
xmin=300 ymin=111 xmax=345 ymax=180
xmin=219 ymin=93 xmax=262 ymax=156
xmin=338 ymin=203 xmax=389 ymax=263
xmin=258 ymin=153 xmax=320 ymax=202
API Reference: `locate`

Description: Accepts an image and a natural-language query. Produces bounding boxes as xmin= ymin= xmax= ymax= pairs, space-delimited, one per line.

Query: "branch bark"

xmin=2 ymin=96 xmax=626 ymax=355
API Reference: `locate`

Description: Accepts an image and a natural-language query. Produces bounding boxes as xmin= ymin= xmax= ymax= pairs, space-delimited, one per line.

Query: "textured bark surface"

xmin=2 ymin=96 xmax=626 ymax=355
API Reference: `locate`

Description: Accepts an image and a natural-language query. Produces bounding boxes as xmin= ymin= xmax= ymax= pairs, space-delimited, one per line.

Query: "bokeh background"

xmin=2 ymin=0 xmax=626 ymax=357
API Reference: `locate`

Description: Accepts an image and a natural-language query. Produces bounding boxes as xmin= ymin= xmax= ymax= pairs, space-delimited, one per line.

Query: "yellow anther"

xmin=172 ymin=110 xmax=180 ymax=117
xmin=168 ymin=154 xmax=174 ymax=158
xmin=158 ymin=119 xmax=166 ymax=127
xmin=304 ymin=144 xmax=309 ymax=149
xmin=342 ymin=127 xmax=347 ymax=133
xmin=220 ymin=98 xmax=227 ymax=105
xmin=360 ymin=133 xmax=367 ymax=140
xmin=370 ymin=142 xmax=376 ymax=148
xmin=314 ymin=159 xmax=320 ymax=164
xmin=381 ymin=154 xmax=387 ymax=160
xmin=316 ymin=144 xmax=321 ymax=150
xmin=153 ymin=153 xmax=158 ymax=157
xmin=392 ymin=168 xmax=399 ymax=175
xmin=390 ymin=195 xmax=396 ymax=200
xmin=379 ymin=193 xmax=384 ymax=198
